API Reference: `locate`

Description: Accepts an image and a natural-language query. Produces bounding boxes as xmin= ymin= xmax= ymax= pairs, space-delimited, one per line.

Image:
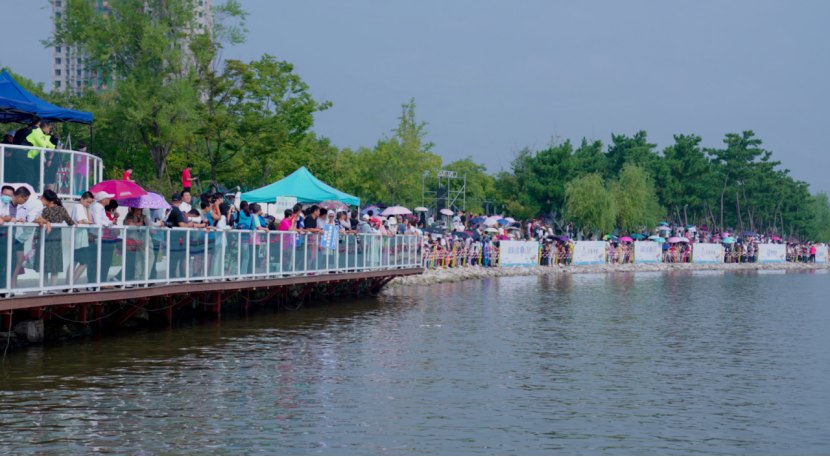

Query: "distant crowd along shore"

xmin=416 ymin=214 xmax=827 ymax=269
xmin=0 ymin=160 xmax=825 ymax=291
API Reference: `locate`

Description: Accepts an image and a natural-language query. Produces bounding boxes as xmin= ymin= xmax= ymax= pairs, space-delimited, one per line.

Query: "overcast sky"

xmin=4 ymin=0 xmax=828 ymax=193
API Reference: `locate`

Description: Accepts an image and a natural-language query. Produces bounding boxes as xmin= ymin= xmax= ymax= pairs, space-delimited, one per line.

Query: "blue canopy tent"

xmin=241 ymin=166 xmax=360 ymax=206
xmin=0 ymin=71 xmax=93 ymax=124
xmin=0 ymin=94 xmax=37 ymax=124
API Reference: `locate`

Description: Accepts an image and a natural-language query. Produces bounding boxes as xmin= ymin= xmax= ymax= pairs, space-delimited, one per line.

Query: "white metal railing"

xmin=0 ymin=223 xmax=423 ymax=296
xmin=0 ymin=144 xmax=104 ymax=199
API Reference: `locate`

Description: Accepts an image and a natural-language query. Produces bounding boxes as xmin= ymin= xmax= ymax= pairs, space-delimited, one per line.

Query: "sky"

xmin=3 ymin=0 xmax=829 ymax=193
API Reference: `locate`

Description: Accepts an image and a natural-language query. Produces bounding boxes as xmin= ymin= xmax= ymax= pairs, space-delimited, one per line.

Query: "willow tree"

xmin=564 ymin=173 xmax=616 ymax=235
xmin=609 ymin=163 xmax=663 ymax=233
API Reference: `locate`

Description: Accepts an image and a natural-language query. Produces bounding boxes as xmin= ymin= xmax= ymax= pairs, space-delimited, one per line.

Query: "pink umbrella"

xmin=319 ymin=200 xmax=349 ymax=212
xmin=620 ymin=236 xmax=633 ymax=242
xmin=116 ymin=192 xmax=171 ymax=209
xmin=657 ymin=226 xmax=670 ymax=231
xmin=772 ymin=236 xmax=781 ymax=241
xmin=440 ymin=209 xmax=454 ymax=216
xmin=667 ymin=237 xmax=682 ymax=243
xmin=381 ymin=205 xmax=412 ymax=216
xmin=90 ymin=180 xmax=147 ymax=199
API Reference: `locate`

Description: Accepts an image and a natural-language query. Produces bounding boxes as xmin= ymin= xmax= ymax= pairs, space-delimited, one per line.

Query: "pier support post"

xmin=165 ymin=301 xmax=173 ymax=329
xmin=212 ymin=292 xmax=221 ymax=318
xmin=92 ymin=302 xmax=102 ymax=329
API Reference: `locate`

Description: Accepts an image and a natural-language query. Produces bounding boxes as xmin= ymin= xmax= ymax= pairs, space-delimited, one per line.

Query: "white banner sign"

xmin=633 ymin=241 xmax=661 ymax=263
xmin=816 ymin=246 xmax=829 ymax=264
xmin=274 ymin=196 xmax=297 ymax=219
xmin=692 ymin=243 xmax=724 ymax=263
xmin=758 ymin=243 xmax=787 ymax=263
xmin=572 ymin=241 xmax=607 ymax=265
xmin=499 ymin=241 xmax=540 ymax=267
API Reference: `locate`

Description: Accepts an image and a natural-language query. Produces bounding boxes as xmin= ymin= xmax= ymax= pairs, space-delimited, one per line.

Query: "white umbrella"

xmin=3 ymin=183 xmax=36 ymax=197
xmin=414 ymin=207 xmax=428 ymax=212
xmin=484 ymin=217 xmax=500 ymax=227
xmin=505 ymin=217 xmax=516 ymax=223
xmin=648 ymin=235 xmax=661 ymax=240
xmin=440 ymin=208 xmax=453 ymax=216
xmin=381 ymin=205 xmax=412 ymax=216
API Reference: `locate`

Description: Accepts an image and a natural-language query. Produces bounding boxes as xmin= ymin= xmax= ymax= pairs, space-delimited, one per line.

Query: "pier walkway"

xmin=0 ymin=225 xmax=422 ymax=330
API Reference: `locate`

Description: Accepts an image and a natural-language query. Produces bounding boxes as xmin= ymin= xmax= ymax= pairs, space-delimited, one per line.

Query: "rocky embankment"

xmin=390 ymin=262 xmax=828 ymax=287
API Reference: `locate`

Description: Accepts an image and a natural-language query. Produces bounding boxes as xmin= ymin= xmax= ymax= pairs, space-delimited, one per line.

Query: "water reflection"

xmin=0 ymin=271 xmax=829 ymax=454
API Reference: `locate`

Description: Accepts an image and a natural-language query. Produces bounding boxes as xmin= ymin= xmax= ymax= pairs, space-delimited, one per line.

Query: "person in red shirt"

xmin=122 ymin=167 xmax=134 ymax=182
xmin=182 ymin=163 xmax=197 ymax=193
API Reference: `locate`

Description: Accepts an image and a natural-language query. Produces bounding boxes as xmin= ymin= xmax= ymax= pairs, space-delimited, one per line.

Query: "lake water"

xmin=1 ymin=270 xmax=829 ymax=455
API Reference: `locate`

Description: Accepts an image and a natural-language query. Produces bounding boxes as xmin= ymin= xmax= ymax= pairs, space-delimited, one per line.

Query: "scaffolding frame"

xmin=422 ymin=170 xmax=466 ymax=215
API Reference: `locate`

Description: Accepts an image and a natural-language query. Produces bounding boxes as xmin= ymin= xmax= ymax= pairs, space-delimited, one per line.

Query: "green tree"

xmin=572 ymin=137 xmax=609 ymax=178
xmin=524 ymin=140 xmax=574 ymax=216
xmin=609 ymin=164 xmax=663 ymax=232
xmin=706 ymin=131 xmax=767 ymax=231
xmin=188 ymin=54 xmax=331 ymax=189
xmin=657 ymin=134 xmax=716 ymax=226
xmin=49 ymin=0 xmax=247 ymax=180
xmin=605 ymin=131 xmax=658 ymax=177
xmin=564 ymin=173 xmax=616 ymax=235
xmin=364 ymin=99 xmax=441 ymax=206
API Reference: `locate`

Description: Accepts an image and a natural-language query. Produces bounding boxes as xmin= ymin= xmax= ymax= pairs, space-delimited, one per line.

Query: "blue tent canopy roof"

xmin=241 ymin=167 xmax=360 ymax=206
xmin=0 ymin=94 xmax=37 ymax=123
xmin=0 ymin=71 xmax=93 ymax=124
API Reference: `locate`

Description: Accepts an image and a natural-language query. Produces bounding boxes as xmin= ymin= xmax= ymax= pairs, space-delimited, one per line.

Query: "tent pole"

xmin=89 ymin=124 xmax=93 ymax=155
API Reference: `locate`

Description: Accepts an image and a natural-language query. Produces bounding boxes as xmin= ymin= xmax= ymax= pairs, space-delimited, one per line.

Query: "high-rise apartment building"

xmin=51 ymin=0 xmax=213 ymax=95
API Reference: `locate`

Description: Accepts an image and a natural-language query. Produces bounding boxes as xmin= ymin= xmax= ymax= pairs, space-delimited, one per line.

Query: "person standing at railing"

xmin=40 ymin=190 xmax=75 ymax=288
xmin=44 ymin=131 xmax=62 ymax=192
xmin=73 ymin=142 xmax=89 ymax=196
xmin=70 ymin=191 xmax=94 ymax=287
xmin=179 ymin=190 xmax=193 ymax=214
xmin=9 ymin=186 xmax=47 ymax=290
xmin=124 ymin=207 xmax=146 ymax=282
xmin=0 ymin=185 xmax=18 ymax=291
xmin=24 ymin=121 xmax=55 ymax=191
xmin=87 ymin=191 xmax=115 ymax=286
xmin=167 ymin=193 xmax=201 ymax=278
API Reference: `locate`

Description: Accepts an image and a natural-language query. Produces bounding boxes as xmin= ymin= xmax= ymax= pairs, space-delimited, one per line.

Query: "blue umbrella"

xmin=470 ymin=217 xmax=486 ymax=224
xmin=722 ymin=237 xmax=736 ymax=244
xmin=360 ymin=205 xmax=378 ymax=215
xmin=497 ymin=218 xmax=510 ymax=225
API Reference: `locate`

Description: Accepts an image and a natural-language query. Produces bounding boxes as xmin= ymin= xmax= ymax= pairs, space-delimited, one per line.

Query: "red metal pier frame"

xmin=0 ymin=268 xmax=421 ymax=331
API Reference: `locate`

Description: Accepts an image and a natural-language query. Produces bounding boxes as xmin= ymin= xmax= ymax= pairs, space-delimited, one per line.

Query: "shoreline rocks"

xmin=389 ymin=262 xmax=829 ymax=287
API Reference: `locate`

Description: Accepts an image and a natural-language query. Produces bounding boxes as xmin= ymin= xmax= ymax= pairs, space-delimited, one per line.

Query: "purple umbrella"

xmin=116 ymin=192 xmax=171 ymax=209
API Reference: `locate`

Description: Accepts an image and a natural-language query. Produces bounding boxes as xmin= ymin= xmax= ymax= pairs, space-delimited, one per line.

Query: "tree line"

xmin=2 ymin=0 xmax=827 ymax=242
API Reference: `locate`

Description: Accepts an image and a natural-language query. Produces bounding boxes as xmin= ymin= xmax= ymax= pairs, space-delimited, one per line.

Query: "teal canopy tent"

xmin=241 ymin=166 xmax=360 ymax=206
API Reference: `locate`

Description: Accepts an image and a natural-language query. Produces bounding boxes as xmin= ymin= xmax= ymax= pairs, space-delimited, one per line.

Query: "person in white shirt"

xmin=86 ymin=191 xmax=115 ymax=285
xmin=70 ymin=191 xmax=95 ymax=285
xmin=9 ymin=189 xmax=49 ymax=290
xmin=179 ymin=190 xmax=192 ymax=214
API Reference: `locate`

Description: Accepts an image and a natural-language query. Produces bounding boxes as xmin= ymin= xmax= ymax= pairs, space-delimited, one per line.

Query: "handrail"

xmin=0 ymin=224 xmax=423 ymax=296
xmin=0 ymin=144 xmax=104 ymax=200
